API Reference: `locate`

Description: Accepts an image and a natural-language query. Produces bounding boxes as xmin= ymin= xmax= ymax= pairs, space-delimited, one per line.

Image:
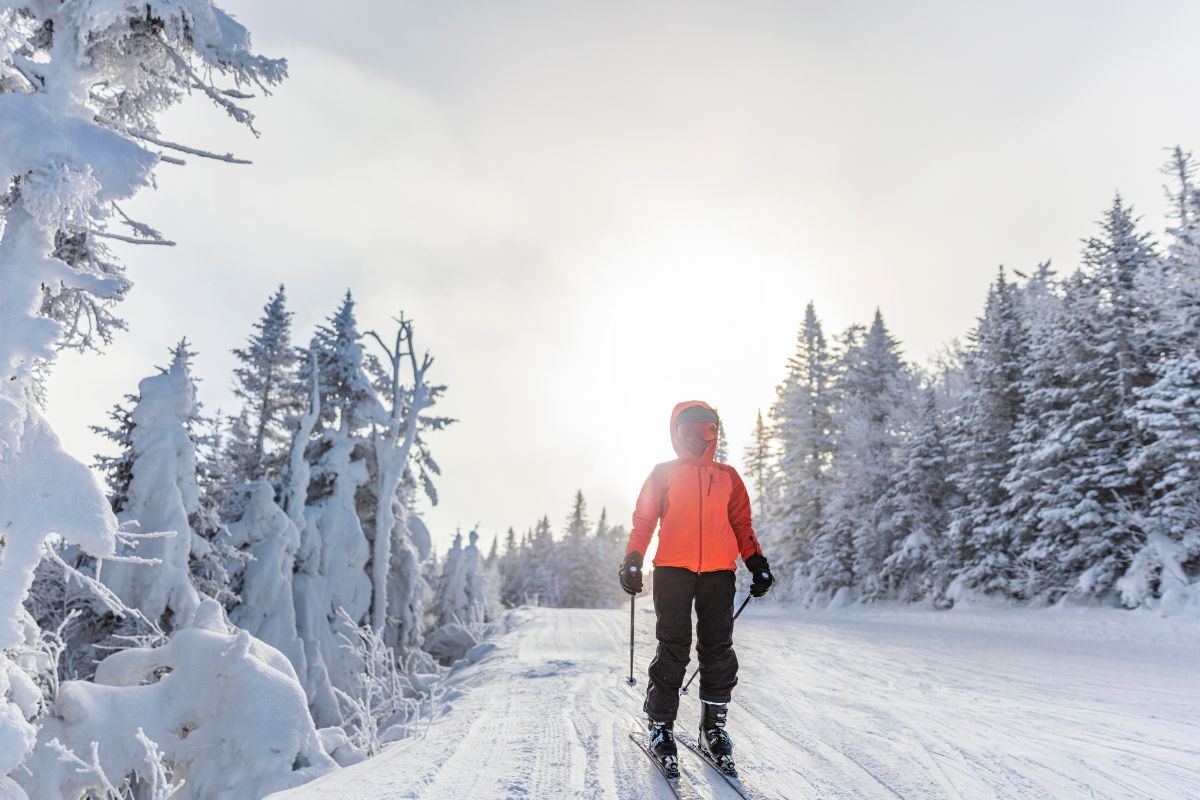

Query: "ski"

xmin=628 ymin=731 xmax=705 ymax=800
xmin=676 ymin=731 xmax=774 ymax=800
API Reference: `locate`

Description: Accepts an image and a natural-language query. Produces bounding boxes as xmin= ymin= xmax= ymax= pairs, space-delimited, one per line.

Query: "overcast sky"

xmin=45 ymin=0 xmax=1200 ymax=554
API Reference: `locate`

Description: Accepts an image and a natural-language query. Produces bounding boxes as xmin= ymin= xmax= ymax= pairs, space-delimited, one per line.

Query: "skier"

xmin=619 ymin=401 xmax=774 ymax=776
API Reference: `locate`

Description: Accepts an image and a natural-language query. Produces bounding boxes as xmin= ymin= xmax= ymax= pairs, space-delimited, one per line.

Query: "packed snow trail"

xmin=271 ymin=604 xmax=1200 ymax=800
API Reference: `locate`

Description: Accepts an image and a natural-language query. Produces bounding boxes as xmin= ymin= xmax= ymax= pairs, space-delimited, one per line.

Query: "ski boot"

xmin=698 ymin=702 xmax=736 ymax=776
xmin=648 ymin=719 xmax=680 ymax=778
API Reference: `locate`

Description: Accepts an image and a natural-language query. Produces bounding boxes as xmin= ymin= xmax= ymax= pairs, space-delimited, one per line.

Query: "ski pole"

xmin=626 ymin=594 xmax=638 ymax=686
xmin=680 ymin=593 xmax=752 ymax=696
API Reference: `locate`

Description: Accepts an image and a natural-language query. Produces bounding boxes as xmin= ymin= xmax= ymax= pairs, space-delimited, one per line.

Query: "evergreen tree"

xmin=714 ymin=412 xmax=729 ymax=463
xmin=557 ymin=491 xmax=594 ymax=607
xmin=90 ymin=394 xmax=138 ymax=514
xmin=1005 ymin=199 xmax=1158 ymax=603
xmin=946 ymin=269 xmax=1030 ymax=594
xmin=743 ymin=409 xmax=775 ymax=517
xmin=102 ymin=343 xmax=205 ymax=629
xmin=769 ymin=302 xmax=835 ymax=580
xmin=524 ymin=516 xmax=559 ymax=606
xmin=595 ymin=508 xmax=611 ymax=542
xmin=430 ymin=528 xmax=490 ymax=627
xmin=462 ymin=529 xmax=491 ymax=624
xmin=228 ymin=285 xmax=303 ymax=488
xmin=812 ymin=313 xmax=909 ymax=599
xmin=190 ymin=411 xmax=242 ymax=605
xmin=880 ymin=388 xmax=955 ymax=601
xmin=308 ymin=291 xmax=385 ymax=437
xmin=499 ymin=527 xmax=522 ymax=607
xmin=291 ymin=296 xmax=380 ymax=725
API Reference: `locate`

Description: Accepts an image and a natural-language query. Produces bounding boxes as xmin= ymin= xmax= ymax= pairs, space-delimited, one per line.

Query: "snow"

xmin=0 ymin=93 xmax=157 ymax=204
xmin=0 ymin=410 xmax=117 ymax=642
xmin=20 ymin=601 xmax=335 ymax=799
xmin=270 ymin=603 xmax=1200 ymax=800
xmin=101 ymin=356 xmax=202 ymax=627
xmin=227 ymin=480 xmax=307 ymax=680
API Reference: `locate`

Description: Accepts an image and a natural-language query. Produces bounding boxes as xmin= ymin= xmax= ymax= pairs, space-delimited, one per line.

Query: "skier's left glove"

xmin=745 ymin=553 xmax=774 ymax=597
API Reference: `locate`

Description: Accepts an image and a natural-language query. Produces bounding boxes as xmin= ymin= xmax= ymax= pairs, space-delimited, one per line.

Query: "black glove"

xmin=619 ymin=551 xmax=644 ymax=595
xmin=745 ymin=553 xmax=774 ymax=597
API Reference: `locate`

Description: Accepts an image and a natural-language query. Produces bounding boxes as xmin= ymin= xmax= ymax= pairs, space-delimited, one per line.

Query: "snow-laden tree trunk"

xmin=366 ymin=318 xmax=436 ymax=632
xmin=227 ymin=480 xmax=306 ymax=679
xmin=286 ymin=351 xmax=321 ymax=534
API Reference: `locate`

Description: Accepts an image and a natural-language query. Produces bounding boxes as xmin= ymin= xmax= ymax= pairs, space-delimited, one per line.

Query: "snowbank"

xmin=20 ymin=601 xmax=335 ymax=799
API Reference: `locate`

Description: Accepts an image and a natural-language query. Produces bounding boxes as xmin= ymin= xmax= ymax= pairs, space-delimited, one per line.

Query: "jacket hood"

xmin=670 ymin=400 xmax=719 ymax=463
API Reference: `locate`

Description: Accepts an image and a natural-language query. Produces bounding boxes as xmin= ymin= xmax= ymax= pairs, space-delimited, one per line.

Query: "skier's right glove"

xmin=619 ymin=551 xmax=644 ymax=595
xmin=745 ymin=553 xmax=774 ymax=597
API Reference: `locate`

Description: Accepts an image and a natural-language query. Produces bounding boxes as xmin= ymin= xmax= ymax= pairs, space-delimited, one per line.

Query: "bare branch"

xmin=122 ymin=128 xmax=251 ymax=165
xmin=158 ymin=35 xmax=261 ymax=136
xmin=89 ymin=230 xmax=177 ymax=246
xmin=93 ymin=115 xmax=252 ymax=164
xmin=112 ymin=204 xmax=169 ymax=242
xmin=44 ymin=545 xmax=167 ymax=643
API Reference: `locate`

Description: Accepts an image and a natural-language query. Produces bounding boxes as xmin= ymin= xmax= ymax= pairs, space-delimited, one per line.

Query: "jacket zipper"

xmin=697 ymin=467 xmax=704 ymax=572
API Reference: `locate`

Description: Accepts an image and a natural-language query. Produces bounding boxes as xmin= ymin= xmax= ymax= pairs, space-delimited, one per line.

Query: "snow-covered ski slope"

xmin=271 ymin=604 xmax=1200 ymax=799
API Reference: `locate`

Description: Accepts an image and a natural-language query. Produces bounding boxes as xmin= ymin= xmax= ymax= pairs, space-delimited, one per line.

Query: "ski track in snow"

xmin=270 ymin=605 xmax=1200 ymax=800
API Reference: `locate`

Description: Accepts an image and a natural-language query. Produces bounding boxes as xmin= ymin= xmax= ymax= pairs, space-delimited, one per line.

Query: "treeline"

xmin=492 ymin=490 xmax=631 ymax=609
xmin=755 ymin=148 xmax=1200 ymax=612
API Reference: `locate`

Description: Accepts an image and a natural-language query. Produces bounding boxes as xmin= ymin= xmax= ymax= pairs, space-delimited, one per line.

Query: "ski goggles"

xmin=676 ymin=421 xmax=719 ymax=441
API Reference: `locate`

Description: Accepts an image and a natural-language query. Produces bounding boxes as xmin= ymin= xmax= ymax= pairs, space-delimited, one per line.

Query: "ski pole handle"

xmin=626 ymin=593 xmax=637 ymax=686
xmin=680 ymin=593 xmax=752 ymax=696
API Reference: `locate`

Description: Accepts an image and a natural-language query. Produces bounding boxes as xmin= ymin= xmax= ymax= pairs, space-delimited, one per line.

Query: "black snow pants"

xmin=643 ymin=566 xmax=738 ymax=723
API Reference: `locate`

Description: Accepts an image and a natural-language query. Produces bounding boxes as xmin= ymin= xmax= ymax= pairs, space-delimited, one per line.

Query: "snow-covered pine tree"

xmin=90 ymin=393 xmax=138 ymax=515
xmin=1120 ymin=151 xmax=1200 ymax=610
xmin=225 ymin=480 xmax=306 ymax=679
xmin=769 ymin=302 xmax=835 ymax=584
xmin=432 ymin=532 xmax=468 ymax=628
xmin=499 ymin=527 xmax=523 ymax=607
xmin=557 ymin=490 xmax=594 ymax=607
xmin=189 ymin=410 xmax=244 ymax=605
xmin=813 ymin=312 xmax=909 ymax=601
xmin=803 ymin=323 xmax=864 ymax=598
xmin=228 ymin=285 xmax=303 ymax=490
xmin=424 ymin=529 xmax=491 ymax=664
xmin=102 ymin=342 xmax=205 ymax=630
xmin=879 ymin=388 xmax=956 ymax=601
xmin=1153 ymin=147 xmax=1200 ymax=349
xmin=944 ymin=269 xmax=1030 ymax=596
xmin=743 ymin=409 xmax=775 ymax=520
xmin=524 ymin=516 xmax=560 ymax=606
xmin=1007 ymin=199 xmax=1158 ymax=602
xmin=291 ymin=294 xmax=382 ymax=725
xmin=1124 ymin=353 xmax=1200 ymax=610
xmin=595 ymin=507 xmax=611 ymax=543
xmin=714 ymin=411 xmax=729 ymax=463
xmin=593 ymin=507 xmax=628 ymax=608
xmin=462 ymin=529 xmax=491 ymax=624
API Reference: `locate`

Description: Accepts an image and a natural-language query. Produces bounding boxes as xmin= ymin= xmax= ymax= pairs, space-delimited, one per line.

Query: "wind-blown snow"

xmin=270 ymin=604 xmax=1200 ymax=800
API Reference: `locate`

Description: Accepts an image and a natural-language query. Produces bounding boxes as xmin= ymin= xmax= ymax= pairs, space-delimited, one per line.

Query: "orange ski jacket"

xmin=625 ymin=401 xmax=764 ymax=573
